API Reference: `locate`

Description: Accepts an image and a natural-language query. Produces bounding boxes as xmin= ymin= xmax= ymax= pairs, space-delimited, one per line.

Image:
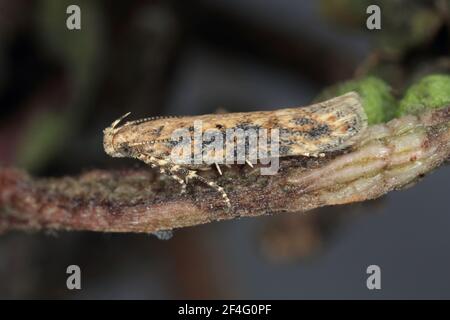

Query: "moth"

xmin=103 ymin=91 xmax=367 ymax=207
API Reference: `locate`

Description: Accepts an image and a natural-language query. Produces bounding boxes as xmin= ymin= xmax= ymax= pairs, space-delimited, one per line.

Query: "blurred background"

xmin=0 ymin=0 xmax=450 ymax=299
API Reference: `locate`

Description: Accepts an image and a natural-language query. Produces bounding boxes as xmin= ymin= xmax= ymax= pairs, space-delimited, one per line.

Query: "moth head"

xmin=103 ymin=112 xmax=132 ymax=158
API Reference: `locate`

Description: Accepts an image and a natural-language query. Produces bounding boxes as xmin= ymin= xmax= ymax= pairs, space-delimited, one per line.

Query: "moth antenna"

xmin=128 ymin=138 xmax=172 ymax=147
xmin=126 ymin=115 xmax=182 ymax=126
xmin=214 ymin=163 xmax=223 ymax=175
xmin=111 ymin=112 xmax=131 ymax=129
xmin=155 ymin=138 xmax=173 ymax=143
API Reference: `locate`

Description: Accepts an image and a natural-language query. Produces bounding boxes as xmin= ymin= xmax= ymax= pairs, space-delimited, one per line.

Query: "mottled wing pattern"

xmin=274 ymin=91 xmax=367 ymax=156
xmin=112 ymin=91 xmax=366 ymax=159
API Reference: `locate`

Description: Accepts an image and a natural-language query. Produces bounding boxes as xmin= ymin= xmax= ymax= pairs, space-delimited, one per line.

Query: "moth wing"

xmin=272 ymin=91 xmax=367 ymax=156
xmin=110 ymin=92 xmax=367 ymax=160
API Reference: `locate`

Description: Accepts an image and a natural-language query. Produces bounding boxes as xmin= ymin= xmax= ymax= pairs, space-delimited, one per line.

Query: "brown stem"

xmin=1 ymin=106 xmax=450 ymax=235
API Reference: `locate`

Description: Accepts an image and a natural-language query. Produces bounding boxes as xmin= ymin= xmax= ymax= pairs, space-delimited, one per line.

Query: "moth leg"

xmin=136 ymin=154 xmax=230 ymax=207
xmin=186 ymin=170 xmax=231 ymax=208
xmin=137 ymin=155 xmax=187 ymax=193
xmin=306 ymin=153 xmax=325 ymax=158
xmin=162 ymin=166 xmax=187 ymax=193
xmin=163 ymin=164 xmax=231 ymax=208
xmin=214 ymin=163 xmax=222 ymax=175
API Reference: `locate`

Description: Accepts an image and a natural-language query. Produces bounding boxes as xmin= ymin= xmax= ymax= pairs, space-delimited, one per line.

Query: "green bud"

xmin=316 ymin=76 xmax=398 ymax=124
xmin=398 ymin=74 xmax=450 ymax=116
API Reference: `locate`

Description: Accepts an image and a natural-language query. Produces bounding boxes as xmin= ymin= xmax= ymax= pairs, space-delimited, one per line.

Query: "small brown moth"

xmin=103 ymin=92 xmax=367 ymax=207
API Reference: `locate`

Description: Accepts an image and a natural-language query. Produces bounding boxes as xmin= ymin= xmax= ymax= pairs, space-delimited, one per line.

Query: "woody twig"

xmin=1 ymin=106 xmax=449 ymax=235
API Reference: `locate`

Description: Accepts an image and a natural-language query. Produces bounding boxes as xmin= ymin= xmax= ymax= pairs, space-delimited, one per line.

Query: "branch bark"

xmin=1 ymin=106 xmax=449 ymax=235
